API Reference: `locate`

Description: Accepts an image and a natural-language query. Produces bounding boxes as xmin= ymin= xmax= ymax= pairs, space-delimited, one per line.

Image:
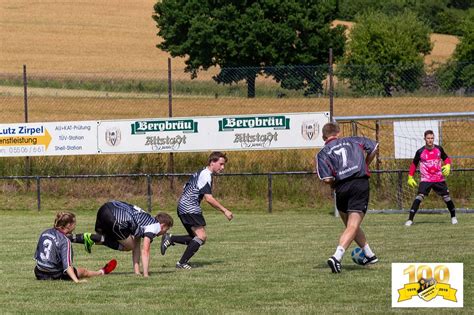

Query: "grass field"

xmin=0 ymin=208 xmax=472 ymax=314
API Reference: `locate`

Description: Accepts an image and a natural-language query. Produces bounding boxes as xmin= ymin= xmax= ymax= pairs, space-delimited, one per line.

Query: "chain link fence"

xmin=0 ymin=63 xmax=472 ymax=211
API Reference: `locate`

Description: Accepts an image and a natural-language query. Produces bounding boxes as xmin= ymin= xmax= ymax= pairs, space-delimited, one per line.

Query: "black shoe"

xmin=176 ymin=261 xmax=192 ymax=270
xmin=160 ymin=233 xmax=172 ymax=256
xmin=327 ymin=256 xmax=342 ymax=273
xmin=361 ymin=255 xmax=378 ymax=266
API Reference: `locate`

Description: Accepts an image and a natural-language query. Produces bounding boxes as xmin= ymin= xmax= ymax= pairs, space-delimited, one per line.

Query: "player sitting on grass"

xmin=405 ymin=130 xmax=458 ymax=226
xmin=67 ymin=200 xmax=173 ymax=277
xmin=34 ymin=211 xmax=116 ymax=283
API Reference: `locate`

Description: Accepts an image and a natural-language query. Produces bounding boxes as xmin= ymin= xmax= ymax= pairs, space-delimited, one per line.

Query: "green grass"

xmin=0 ymin=208 xmax=472 ymax=314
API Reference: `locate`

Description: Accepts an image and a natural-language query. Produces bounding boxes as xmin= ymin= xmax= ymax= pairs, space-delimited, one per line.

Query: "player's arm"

xmin=132 ymin=237 xmax=142 ymax=276
xmin=203 ymin=194 xmax=233 ymax=220
xmin=407 ymin=149 xmax=422 ymax=187
xmin=316 ymin=152 xmax=335 ymax=186
xmin=65 ymin=266 xmax=85 ymax=283
xmin=365 ymin=143 xmax=379 ymax=165
xmin=140 ymin=236 xmax=152 ymax=278
xmin=439 ymin=146 xmax=452 ymax=176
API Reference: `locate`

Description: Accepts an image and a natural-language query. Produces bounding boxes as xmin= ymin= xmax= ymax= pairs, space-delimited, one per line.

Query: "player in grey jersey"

xmin=160 ymin=152 xmax=233 ymax=269
xmin=316 ymin=122 xmax=379 ymax=273
xmin=68 ymin=201 xmax=173 ymax=277
xmin=34 ymin=211 xmax=116 ymax=283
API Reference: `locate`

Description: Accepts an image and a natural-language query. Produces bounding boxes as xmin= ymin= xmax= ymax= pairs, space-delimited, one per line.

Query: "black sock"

xmin=408 ymin=199 xmax=422 ymax=221
xmin=179 ymin=238 xmax=203 ymax=264
xmin=446 ymin=200 xmax=456 ymax=218
xmin=67 ymin=233 xmax=103 ymax=244
xmin=171 ymin=235 xmax=193 ymax=245
xmin=68 ymin=233 xmax=84 ymax=243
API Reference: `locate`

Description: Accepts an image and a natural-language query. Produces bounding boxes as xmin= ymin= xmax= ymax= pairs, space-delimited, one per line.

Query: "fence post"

xmin=397 ymin=171 xmax=403 ymax=210
xmin=23 ymin=65 xmax=31 ymax=187
xmin=146 ymin=175 xmax=152 ymax=212
xmin=328 ymin=48 xmax=334 ymax=121
xmin=267 ymin=174 xmax=273 ymax=213
xmin=167 ymin=58 xmax=175 ymax=192
xmin=36 ymin=176 xmax=41 ymax=211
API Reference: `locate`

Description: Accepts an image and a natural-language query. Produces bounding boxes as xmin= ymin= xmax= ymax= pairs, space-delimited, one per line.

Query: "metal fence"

xmin=0 ymin=63 xmax=473 ymax=211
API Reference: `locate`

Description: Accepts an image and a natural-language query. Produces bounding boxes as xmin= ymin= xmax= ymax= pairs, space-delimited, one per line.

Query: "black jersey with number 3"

xmin=317 ymin=136 xmax=378 ymax=184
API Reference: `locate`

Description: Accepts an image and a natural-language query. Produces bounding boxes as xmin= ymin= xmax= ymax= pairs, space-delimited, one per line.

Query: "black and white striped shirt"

xmin=109 ymin=200 xmax=161 ymax=240
xmin=177 ymin=168 xmax=212 ymax=215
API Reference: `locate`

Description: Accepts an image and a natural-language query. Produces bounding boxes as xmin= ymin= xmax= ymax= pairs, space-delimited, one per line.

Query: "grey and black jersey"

xmin=108 ymin=200 xmax=161 ymax=240
xmin=317 ymin=136 xmax=378 ymax=184
xmin=34 ymin=228 xmax=73 ymax=273
xmin=177 ymin=168 xmax=212 ymax=215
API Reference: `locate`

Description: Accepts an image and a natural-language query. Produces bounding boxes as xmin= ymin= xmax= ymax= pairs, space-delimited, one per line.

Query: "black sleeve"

xmin=412 ymin=148 xmax=422 ymax=166
xmin=438 ymin=145 xmax=449 ymax=160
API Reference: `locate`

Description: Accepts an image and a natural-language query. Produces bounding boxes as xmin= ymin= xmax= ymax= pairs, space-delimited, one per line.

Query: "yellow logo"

xmin=397 ymin=265 xmax=457 ymax=303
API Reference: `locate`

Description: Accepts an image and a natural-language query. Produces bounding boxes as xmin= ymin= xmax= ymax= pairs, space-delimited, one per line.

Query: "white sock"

xmin=363 ymin=244 xmax=375 ymax=258
xmin=333 ymin=246 xmax=345 ymax=261
xmin=99 ymin=269 xmax=105 ymax=275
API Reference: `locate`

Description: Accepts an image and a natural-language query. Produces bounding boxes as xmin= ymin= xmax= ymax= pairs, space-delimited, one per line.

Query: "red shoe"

xmin=101 ymin=259 xmax=117 ymax=274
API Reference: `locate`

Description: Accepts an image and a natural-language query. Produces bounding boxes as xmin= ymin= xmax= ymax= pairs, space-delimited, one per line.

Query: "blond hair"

xmin=54 ymin=211 xmax=76 ymax=229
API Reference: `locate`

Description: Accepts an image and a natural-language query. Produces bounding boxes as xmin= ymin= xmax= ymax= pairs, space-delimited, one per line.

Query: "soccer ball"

xmin=351 ymin=247 xmax=366 ymax=265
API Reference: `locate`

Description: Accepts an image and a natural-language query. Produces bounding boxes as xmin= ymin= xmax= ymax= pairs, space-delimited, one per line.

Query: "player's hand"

xmin=442 ymin=164 xmax=451 ymax=177
xmin=224 ymin=209 xmax=233 ymax=221
xmin=407 ymin=176 xmax=417 ymax=188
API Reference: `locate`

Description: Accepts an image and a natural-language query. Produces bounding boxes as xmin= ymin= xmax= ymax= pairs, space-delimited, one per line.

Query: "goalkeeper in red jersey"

xmin=405 ymin=130 xmax=458 ymax=226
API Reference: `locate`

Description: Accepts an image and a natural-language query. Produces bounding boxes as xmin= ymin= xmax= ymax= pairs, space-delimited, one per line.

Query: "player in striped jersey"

xmin=34 ymin=211 xmax=116 ymax=283
xmin=160 ymin=151 xmax=234 ymax=269
xmin=316 ymin=122 xmax=379 ymax=273
xmin=68 ymin=200 xmax=173 ymax=277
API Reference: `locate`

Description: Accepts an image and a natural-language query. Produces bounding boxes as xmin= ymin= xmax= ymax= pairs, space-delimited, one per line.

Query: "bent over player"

xmin=160 ymin=151 xmax=233 ymax=269
xmin=34 ymin=211 xmax=116 ymax=283
xmin=68 ymin=200 xmax=173 ymax=277
xmin=316 ymin=122 xmax=379 ymax=273
xmin=405 ymin=130 xmax=457 ymax=226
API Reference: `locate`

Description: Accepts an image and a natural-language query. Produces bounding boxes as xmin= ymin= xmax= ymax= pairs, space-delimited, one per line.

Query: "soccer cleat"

xmin=327 ymin=256 xmax=341 ymax=273
xmin=101 ymin=259 xmax=117 ymax=275
xmin=160 ymin=233 xmax=172 ymax=256
xmin=176 ymin=261 xmax=192 ymax=270
xmin=404 ymin=220 xmax=413 ymax=226
xmin=361 ymin=255 xmax=379 ymax=266
xmin=83 ymin=233 xmax=94 ymax=253
xmin=451 ymin=217 xmax=458 ymax=225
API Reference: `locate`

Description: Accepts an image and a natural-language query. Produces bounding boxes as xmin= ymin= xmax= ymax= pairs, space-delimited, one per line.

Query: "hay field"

xmin=3 ymin=94 xmax=473 ymax=123
xmin=0 ymin=2 xmax=459 ymax=81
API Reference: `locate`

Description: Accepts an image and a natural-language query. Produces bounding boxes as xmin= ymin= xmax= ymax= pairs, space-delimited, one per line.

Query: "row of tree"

xmin=153 ymin=1 xmax=473 ymax=97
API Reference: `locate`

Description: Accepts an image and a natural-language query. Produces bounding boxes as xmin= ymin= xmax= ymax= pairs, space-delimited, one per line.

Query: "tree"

xmin=436 ymin=10 xmax=474 ymax=94
xmin=337 ymin=10 xmax=432 ymax=96
xmin=153 ymin=0 xmax=345 ymax=98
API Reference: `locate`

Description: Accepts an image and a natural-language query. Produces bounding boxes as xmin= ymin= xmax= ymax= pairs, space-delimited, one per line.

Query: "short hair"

xmin=155 ymin=212 xmax=173 ymax=228
xmin=208 ymin=151 xmax=227 ymax=165
xmin=424 ymin=130 xmax=434 ymax=138
xmin=54 ymin=211 xmax=76 ymax=229
xmin=322 ymin=122 xmax=340 ymax=141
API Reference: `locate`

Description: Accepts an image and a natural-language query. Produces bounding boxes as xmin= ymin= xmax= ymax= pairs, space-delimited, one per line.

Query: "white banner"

xmin=0 ymin=112 xmax=329 ymax=157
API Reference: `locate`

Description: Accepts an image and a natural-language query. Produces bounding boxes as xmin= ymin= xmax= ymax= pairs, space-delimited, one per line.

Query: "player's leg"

xmin=67 ymin=233 xmax=103 ymax=253
xmin=433 ymin=182 xmax=457 ymax=224
xmin=161 ymin=214 xmax=194 ymax=255
xmin=176 ymin=226 xmax=206 ymax=269
xmin=76 ymin=259 xmax=117 ymax=278
xmin=406 ymin=183 xmax=430 ymax=226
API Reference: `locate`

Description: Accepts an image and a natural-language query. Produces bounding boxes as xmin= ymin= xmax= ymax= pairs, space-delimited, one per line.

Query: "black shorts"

xmin=335 ymin=178 xmax=370 ymax=213
xmin=178 ymin=213 xmax=206 ymax=237
xmin=418 ymin=181 xmax=449 ymax=196
xmin=95 ymin=203 xmax=131 ymax=241
xmin=34 ymin=266 xmax=78 ymax=281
